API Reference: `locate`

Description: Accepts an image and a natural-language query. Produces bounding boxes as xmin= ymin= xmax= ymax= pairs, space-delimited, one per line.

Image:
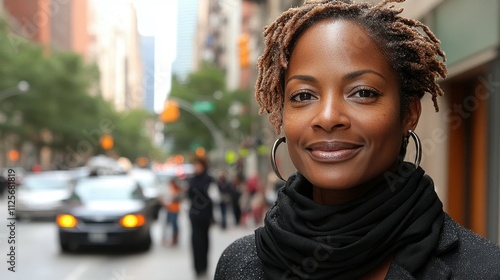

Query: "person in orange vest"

xmin=162 ymin=178 xmax=182 ymax=246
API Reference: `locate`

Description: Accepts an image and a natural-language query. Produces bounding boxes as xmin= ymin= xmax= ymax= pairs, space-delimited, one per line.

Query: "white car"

xmin=16 ymin=171 xmax=75 ymax=220
xmin=128 ymin=168 xmax=163 ymax=219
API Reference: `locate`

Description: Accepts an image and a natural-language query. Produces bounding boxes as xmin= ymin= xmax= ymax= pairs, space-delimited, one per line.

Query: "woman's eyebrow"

xmin=285 ymin=75 xmax=317 ymax=85
xmin=343 ymin=69 xmax=386 ymax=81
xmin=285 ymin=70 xmax=386 ymax=86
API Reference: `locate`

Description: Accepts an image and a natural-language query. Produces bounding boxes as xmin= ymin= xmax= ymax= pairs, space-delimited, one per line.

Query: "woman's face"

xmin=283 ymin=19 xmax=418 ymax=191
xmin=193 ymin=161 xmax=205 ymax=175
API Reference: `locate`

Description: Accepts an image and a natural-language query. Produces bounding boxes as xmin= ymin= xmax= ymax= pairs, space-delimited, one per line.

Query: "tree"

xmin=113 ymin=108 xmax=159 ymax=162
xmin=0 ymin=18 xmax=159 ymax=168
xmin=164 ymin=62 xmax=255 ymax=157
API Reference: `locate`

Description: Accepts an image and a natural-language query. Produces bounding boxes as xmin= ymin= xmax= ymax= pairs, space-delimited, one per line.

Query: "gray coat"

xmin=215 ymin=214 xmax=500 ymax=279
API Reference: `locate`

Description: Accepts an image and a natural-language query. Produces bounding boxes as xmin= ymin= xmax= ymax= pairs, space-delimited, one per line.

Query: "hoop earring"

xmin=408 ymin=130 xmax=422 ymax=168
xmin=271 ymin=137 xmax=286 ymax=181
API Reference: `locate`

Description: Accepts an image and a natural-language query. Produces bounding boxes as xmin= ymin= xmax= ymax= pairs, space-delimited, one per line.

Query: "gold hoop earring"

xmin=271 ymin=137 xmax=286 ymax=181
xmin=408 ymin=130 xmax=422 ymax=168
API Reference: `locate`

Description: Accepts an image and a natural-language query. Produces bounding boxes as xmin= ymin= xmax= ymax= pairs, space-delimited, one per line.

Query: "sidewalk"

xmin=154 ymin=207 xmax=258 ymax=280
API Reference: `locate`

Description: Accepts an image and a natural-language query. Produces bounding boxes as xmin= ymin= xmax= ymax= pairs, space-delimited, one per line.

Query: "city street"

xmin=0 ymin=199 xmax=256 ymax=280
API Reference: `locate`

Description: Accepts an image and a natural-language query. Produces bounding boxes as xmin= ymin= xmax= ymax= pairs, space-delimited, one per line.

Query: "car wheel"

xmin=60 ymin=241 xmax=71 ymax=253
xmin=136 ymin=235 xmax=152 ymax=251
xmin=60 ymin=241 xmax=78 ymax=253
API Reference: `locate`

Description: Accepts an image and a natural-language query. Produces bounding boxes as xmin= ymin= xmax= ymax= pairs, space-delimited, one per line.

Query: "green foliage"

xmin=0 ymin=19 xmax=157 ymax=168
xmin=113 ymin=109 xmax=159 ymax=161
xmin=165 ymin=62 xmax=255 ymax=156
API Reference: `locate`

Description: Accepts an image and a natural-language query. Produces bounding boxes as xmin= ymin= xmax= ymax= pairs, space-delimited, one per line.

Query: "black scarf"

xmin=255 ymin=163 xmax=444 ymax=279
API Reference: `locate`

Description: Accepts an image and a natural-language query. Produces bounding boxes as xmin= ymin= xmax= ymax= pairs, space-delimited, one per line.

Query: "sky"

xmin=133 ymin=0 xmax=178 ymax=113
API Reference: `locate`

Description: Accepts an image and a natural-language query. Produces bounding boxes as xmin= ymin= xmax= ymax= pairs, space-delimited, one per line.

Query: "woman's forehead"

xmin=285 ymin=19 xmax=393 ymax=79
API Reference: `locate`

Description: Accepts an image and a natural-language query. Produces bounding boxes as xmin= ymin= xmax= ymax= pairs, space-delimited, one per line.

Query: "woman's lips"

xmin=306 ymin=141 xmax=362 ymax=162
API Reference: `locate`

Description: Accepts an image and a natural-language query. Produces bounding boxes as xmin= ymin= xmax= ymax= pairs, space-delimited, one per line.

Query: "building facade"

xmin=418 ymin=0 xmax=500 ymax=244
xmin=3 ymin=0 xmax=51 ymax=46
xmin=172 ymin=0 xmax=199 ymax=81
xmin=50 ymin=0 xmax=89 ymax=58
xmin=141 ymin=35 xmax=155 ymax=113
xmin=87 ymin=0 xmax=144 ymax=111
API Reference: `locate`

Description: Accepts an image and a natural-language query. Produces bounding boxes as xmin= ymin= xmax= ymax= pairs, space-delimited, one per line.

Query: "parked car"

xmin=1 ymin=166 xmax=27 ymax=185
xmin=56 ymin=175 xmax=152 ymax=252
xmin=128 ymin=168 xmax=163 ymax=220
xmin=16 ymin=171 xmax=75 ymax=220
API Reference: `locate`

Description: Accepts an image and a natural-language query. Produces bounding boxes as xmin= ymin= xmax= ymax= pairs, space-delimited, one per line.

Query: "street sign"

xmin=193 ymin=101 xmax=215 ymax=113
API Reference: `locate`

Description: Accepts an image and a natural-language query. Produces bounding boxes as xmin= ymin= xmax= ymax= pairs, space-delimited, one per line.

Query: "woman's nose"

xmin=311 ymin=95 xmax=350 ymax=132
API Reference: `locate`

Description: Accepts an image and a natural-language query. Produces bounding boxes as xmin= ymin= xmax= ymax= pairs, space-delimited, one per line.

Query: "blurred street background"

xmin=0 ymin=0 xmax=500 ymax=279
xmin=0 ymin=197 xmax=256 ymax=280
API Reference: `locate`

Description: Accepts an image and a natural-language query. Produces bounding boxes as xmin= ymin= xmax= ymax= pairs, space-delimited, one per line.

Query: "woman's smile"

xmin=306 ymin=141 xmax=363 ymax=162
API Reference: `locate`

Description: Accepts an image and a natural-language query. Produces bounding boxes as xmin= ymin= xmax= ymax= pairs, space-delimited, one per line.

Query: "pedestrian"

xmin=187 ymin=157 xmax=214 ymax=279
xmin=0 ymin=175 xmax=7 ymax=200
xmin=230 ymin=174 xmax=243 ymax=226
xmin=161 ymin=178 xmax=182 ymax=246
xmin=216 ymin=172 xmax=232 ymax=230
xmin=241 ymin=173 xmax=260 ymax=226
xmin=216 ymin=0 xmax=500 ymax=279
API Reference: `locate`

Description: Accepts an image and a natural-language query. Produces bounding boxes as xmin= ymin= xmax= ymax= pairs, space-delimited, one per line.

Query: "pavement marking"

xmin=63 ymin=259 xmax=98 ymax=280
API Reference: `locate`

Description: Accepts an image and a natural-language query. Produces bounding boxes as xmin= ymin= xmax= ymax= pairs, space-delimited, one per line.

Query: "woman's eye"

xmin=353 ymin=89 xmax=379 ymax=98
xmin=290 ymin=91 xmax=315 ymax=102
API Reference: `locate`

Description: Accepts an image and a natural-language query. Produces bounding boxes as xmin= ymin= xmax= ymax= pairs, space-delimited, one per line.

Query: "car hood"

xmin=68 ymin=201 xmax=146 ymax=217
xmin=19 ymin=189 xmax=70 ymax=204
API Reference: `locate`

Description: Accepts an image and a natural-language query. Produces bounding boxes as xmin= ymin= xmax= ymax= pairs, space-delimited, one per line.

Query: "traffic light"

xmin=8 ymin=149 xmax=20 ymax=162
xmin=100 ymin=134 xmax=114 ymax=150
xmin=238 ymin=33 xmax=251 ymax=68
xmin=160 ymin=100 xmax=180 ymax=123
xmin=195 ymin=147 xmax=206 ymax=157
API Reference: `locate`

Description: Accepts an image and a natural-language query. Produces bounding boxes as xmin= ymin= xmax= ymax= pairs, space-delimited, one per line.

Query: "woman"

xmin=161 ymin=178 xmax=182 ymax=246
xmin=215 ymin=0 xmax=500 ymax=279
xmin=216 ymin=171 xmax=232 ymax=229
xmin=187 ymin=157 xmax=214 ymax=278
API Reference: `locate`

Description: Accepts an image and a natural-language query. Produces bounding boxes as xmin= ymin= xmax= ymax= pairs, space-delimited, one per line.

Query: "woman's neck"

xmin=312 ymin=161 xmax=400 ymax=205
xmin=312 ymin=176 xmax=385 ymax=205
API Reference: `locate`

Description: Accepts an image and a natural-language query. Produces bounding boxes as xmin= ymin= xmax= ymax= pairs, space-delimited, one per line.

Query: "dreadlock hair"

xmin=255 ymin=0 xmax=447 ymax=133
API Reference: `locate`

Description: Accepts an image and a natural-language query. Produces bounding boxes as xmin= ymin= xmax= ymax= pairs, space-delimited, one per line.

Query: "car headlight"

xmin=56 ymin=214 xmax=78 ymax=228
xmin=119 ymin=214 xmax=146 ymax=228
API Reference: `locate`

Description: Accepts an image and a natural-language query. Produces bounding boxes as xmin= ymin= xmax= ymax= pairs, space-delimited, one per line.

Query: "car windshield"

xmin=74 ymin=177 xmax=143 ymax=202
xmin=129 ymin=169 xmax=157 ymax=186
xmin=21 ymin=176 xmax=70 ymax=191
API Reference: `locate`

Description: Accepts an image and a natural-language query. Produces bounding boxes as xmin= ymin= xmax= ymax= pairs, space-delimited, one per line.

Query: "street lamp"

xmin=0 ymin=81 xmax=30 ymax=102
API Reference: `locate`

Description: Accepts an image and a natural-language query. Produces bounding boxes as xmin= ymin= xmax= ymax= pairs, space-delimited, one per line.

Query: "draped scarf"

xmin=255 ymin=163 xmax=444 ymax=279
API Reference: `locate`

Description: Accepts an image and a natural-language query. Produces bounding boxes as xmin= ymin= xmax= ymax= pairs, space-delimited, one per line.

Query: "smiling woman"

xmin=283 ymin=20 xmax=405 ymax=200
xmin=215 ymin=0 xmax=500 ymax=279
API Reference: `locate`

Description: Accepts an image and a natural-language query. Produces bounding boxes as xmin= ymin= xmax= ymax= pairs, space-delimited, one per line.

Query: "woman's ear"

xmin=404 ymin=99 xmax=421 ymax=132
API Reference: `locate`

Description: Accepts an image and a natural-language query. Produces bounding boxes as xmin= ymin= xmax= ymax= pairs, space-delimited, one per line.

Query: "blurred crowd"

xmin=159 ymin=158 xmax=282 ymax=279
xmin=159 ymin=164 xmax=283 ymax=239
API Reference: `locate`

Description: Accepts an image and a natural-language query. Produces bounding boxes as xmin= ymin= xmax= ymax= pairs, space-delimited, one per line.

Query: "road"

xmin=0 ymin=199 xmax=257 ymax=280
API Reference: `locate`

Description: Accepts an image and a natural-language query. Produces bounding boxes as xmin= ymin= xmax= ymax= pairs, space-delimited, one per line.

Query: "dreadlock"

xmin=255 ymin=0 xmax=447 ymax=133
